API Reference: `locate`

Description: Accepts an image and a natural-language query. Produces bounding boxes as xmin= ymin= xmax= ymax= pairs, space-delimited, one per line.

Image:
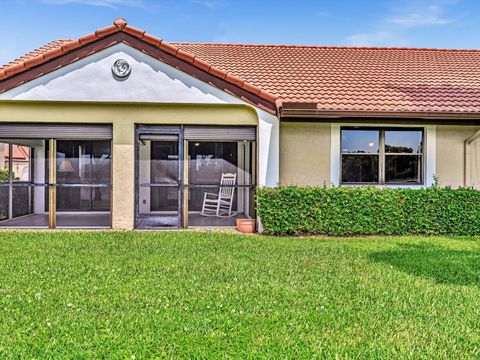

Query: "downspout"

xmin=275 ymin=98 xmax=284 ymax=119
xmin=464 ymin=129 xmax=480 ymax=187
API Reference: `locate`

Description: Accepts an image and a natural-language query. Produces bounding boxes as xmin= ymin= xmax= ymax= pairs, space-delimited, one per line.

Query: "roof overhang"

xmin=279 ymin=102 xmax=480 ymax=124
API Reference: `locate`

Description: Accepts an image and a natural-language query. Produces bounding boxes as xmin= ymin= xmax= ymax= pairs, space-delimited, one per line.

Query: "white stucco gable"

xmin=1 ymin=43 xmax=234 ymax=103
xmin=0 ymin=43 xmax=279 ymax=187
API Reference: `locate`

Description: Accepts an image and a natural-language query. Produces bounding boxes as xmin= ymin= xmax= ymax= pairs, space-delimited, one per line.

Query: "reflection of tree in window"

xmin=384 ymin=145 xmax=414 ymax=153
xmin=0 ymin=169 xmax=7 ymax=182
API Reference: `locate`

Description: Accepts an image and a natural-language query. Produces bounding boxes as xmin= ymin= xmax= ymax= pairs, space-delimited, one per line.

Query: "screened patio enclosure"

xmin=0 ymin=124 xmax=112 ymax=228
xmin=136 ymin=125 xmax=256 ymax=229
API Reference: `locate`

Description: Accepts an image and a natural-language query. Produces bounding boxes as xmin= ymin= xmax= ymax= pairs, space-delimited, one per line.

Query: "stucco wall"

xmin=436 ymin=125 xmax=480 ymax=188
xmin=280 ymin=123 xmax=480 ymax=189
xmin=280 ymin=122 xmax=331 ymax=186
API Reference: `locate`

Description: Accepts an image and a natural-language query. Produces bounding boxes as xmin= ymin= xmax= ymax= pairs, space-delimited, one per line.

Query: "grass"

xmin=0 ymin=231 xmax=479 ymax=358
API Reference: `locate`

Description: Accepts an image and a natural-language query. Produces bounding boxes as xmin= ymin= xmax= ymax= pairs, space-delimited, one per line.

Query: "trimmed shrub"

xmin=256 ymin=186 xmax=480 ymax=236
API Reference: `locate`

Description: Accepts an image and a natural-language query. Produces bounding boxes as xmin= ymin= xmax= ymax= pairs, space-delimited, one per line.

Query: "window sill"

xmin=340 ymin=183 xmax=425 ymax=189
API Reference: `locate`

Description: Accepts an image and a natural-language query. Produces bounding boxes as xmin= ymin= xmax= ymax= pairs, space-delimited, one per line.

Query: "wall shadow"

xmin=369 ymin=243 xmax=480 ymax=286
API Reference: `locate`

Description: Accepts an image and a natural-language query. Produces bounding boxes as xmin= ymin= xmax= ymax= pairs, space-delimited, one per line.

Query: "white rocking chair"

xmin=201 ymin=173 xmax=237 ymax=217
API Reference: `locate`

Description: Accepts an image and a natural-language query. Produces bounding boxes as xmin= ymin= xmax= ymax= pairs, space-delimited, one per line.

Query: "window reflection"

xmin=341 ymin=130 xmax=379 ymax=153
xmin=10 ymin=145 xmax=31 ymax=181
xmin=385 ymin=130 xmax=423 ymax=154
xmin=0 ymin=142 xmax=9 ymax=221
xmin=0 ymin=140 xmax=42 ymax=227
xmin=0 ymin=142 xmax=9 ymax=183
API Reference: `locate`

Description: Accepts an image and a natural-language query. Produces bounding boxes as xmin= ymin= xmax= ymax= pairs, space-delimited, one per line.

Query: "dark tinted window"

xmin=385 ymin=155 xmax=422 ymax=183
xmin=342 ymin=155 xmax=379 ymax=183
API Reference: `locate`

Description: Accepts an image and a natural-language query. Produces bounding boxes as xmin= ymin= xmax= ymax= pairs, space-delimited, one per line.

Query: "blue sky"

xmin=1 ymin=0 xmax=480 ymax=66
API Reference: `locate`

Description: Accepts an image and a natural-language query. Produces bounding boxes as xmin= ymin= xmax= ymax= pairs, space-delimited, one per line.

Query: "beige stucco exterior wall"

xmin=0 ymin=101 xmax=258 ymax=229
xmin=436 ymin=125 xmax=480 ymax=188
xmin=279 ymin=122 xmax=331 ymax=186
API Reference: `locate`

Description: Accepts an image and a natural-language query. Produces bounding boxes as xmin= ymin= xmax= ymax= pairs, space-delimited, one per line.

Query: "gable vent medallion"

xmin=112 ymin=59 xmax=131 ymax=78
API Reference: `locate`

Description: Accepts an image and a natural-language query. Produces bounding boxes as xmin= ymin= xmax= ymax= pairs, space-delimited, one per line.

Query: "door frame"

xmin=134 ymin=125 xmax=257 ymax=229
xmin=134 ymin=125 xmax=184 ymax=229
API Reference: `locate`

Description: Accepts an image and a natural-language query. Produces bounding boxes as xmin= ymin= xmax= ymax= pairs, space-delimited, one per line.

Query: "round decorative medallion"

xmin=111 ymin=59 xmax=131 ymax=78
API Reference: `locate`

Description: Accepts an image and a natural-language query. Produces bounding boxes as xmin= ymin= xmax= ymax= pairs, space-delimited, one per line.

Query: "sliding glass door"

xmin=52 ymin=140 xmax=112 ymax=227
xmin=0 ymin=139 xmax=48 ymax=228
xmin=135 ymin=125 xmax=256 ymax=229
xmin=0 ymin=124 xmax=112 ymax=229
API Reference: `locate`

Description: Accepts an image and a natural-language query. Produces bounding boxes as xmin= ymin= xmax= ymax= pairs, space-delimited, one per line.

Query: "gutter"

xmin=464 ymin=129 xmax=480 ymax=187
xmin=277 ymin=102 xmax=480 ymax=121
xmin=280 ymin=109 xmax=480 ymax=121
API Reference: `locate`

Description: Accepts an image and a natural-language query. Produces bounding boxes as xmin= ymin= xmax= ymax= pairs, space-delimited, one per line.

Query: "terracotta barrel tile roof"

xmin=0 ymin=39 xmax=72 ymax=71
xmin=171 ymin=42 xmax=480 ymax=114
xmin=2 ymin=18 xmax=480 ymax=115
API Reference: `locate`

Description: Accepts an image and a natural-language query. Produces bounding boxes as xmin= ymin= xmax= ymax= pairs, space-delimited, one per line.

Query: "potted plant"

xmin=236 ymin=218 xmax=256 ymax=233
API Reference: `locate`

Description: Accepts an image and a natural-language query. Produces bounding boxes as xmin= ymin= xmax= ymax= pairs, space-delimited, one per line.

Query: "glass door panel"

xmin=0 ymin=140 xmax=48 ymax=228
xmin=187 ymin=141 xmax=255 ymax=227
xmin=55 ymin=140 xmax=112 ymax=228
xmin=0 ymin=142 xmax=10 ymax=221
xmin=137 ymin=138 xmax=181 ymax=228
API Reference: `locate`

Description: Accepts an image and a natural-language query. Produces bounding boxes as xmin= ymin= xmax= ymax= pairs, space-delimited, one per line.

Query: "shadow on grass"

xmin=369 ymin=243 xmax=480 ymax=286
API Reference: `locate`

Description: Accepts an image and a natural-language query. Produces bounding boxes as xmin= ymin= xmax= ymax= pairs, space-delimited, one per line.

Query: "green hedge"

xmin=256 ymin=186 xmax=480 ymax=236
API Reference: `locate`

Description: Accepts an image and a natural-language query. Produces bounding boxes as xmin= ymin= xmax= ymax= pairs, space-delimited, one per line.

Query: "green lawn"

xmin=0 ymin=232 xmax=479 ymax=358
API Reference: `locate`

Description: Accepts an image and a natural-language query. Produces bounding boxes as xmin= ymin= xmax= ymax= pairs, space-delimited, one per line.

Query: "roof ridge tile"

xmin=170 ymin=41 xmax=480 ymax=52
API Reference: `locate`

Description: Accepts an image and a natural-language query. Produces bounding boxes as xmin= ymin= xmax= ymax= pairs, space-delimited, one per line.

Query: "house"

xmin=2 ymin=144 xmax=30 ymax=180
xmin=0 ymin=18 xmax=479 ymax=229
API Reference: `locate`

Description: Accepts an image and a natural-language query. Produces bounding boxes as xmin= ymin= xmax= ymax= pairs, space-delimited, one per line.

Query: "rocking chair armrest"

xmin=203 ymin=192 xmax=219 ymax=199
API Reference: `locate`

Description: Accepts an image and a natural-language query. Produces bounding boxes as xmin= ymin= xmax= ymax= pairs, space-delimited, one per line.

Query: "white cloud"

xmin=344 ymin=1 xmax=459 ymax=47
xmin=190 ymin=0 xmax=223 ymax=10
xmin=345 ymin=31 xmax=408 ymax=47
xmin=39 ymin=0 xmax=144 ymax=8
xmin=387 ymin=4 xmax=455 ymax=28
xmin=346 ymin=31 xmax=391 ymax=47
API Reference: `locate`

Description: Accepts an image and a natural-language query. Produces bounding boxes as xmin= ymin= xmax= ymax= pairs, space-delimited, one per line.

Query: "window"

xmin=341 ymin=128 xmax=423 ymax=184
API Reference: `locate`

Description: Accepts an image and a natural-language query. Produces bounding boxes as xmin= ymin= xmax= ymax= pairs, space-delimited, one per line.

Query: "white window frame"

xmin=330 ymin=123 xmax=436 ymax=188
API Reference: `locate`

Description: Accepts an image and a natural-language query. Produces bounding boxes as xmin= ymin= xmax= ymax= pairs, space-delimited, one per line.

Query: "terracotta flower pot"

xmin=236 ymin=219 xmax=256 ymax=233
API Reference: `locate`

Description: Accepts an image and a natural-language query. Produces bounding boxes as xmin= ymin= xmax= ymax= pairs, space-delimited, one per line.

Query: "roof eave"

xmin=279 ymin=108 xmax=480 ymax=121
